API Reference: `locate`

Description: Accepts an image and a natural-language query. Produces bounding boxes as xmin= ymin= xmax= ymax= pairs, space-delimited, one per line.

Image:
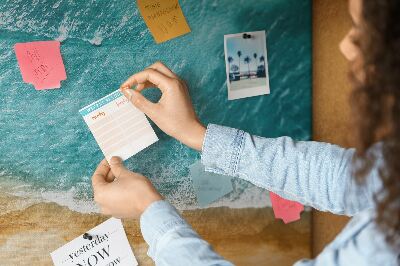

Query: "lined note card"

xmin=137 ymin=0 xmax=191 ymax=43
xmin=79 ymin=90 xmax=158 ymax=162
xmin=14 ymin=41 xmax=67 ymax=90
xmin=51 ymin=218 xmax=138 ymax=266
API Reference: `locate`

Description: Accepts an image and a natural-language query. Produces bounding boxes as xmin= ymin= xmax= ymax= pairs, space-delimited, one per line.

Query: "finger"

xmin=119 ymin=62 xmax=176 ymax=91
xmin=92 ymin=159 xmax=110 ymax=189
xmin=135 ymin=82 xmax=157 ymax=92
xmin=121 ymin=89 xmax=159 ymax=117
xmin=100 ymin=207 xmax=111 ymax=216
xmin=124 ymin=82 xmax=155 ymax=93
xmin=135 ymin=83 xmax=147 ymax=92
xmin=106 ymin=170 xmax=115 ymax=182
xmin=120 ymin=69 xmax=173 ymax=93
xmin=147 ymin=61 xmax=177 ymax=79
xmin=109 ymin=156 xmax=130 ymax=179
xmin=121 ymin=82 xmax=153 ymax=92
xmin=134 ymin=81 xmax=166 ymax=93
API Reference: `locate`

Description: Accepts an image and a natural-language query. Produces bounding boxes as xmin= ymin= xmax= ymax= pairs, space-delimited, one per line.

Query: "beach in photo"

xmin=224 ymin=31 xmax=270 ymax=100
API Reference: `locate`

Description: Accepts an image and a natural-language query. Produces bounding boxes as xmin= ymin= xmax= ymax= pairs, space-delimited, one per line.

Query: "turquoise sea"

xmin=0 ymin=0 xmax=311 ymax=212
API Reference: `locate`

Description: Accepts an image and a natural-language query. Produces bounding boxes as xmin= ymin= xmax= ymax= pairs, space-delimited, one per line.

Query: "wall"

xmin=312 ymin=0 xmax=352 ymax=256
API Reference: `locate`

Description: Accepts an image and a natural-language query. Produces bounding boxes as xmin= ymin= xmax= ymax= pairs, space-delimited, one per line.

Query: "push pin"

xmin=242 ymin=33 xmax=252 ymax=39
xmin=83 ymin=233 xmax=93 ymax=240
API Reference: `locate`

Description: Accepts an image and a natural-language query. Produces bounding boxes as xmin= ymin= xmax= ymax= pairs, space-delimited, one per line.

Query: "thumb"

xmin=109 ymin=156 xmax=130 ymax=179
xmin=122 ymin=89 xmax=156 ymax=116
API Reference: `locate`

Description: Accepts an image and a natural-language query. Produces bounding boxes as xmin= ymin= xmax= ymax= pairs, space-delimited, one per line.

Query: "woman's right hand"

xmin=120 ymin=62 xmax=206 ymax=151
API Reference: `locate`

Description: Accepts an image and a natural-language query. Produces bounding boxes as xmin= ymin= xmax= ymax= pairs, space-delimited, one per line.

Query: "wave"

xmin=0 ymin=172 xmax=272 ymax=216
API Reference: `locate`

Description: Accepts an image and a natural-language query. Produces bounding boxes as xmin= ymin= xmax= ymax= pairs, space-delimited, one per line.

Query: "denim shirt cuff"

xmin=140 ymin=200 xmax=188 ymax=258
xmin=201 ymin=124 xmax=245 ymax=176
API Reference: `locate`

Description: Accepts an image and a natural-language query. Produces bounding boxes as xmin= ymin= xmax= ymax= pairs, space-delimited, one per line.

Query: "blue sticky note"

xmin=189 ymin=161 xmax=234 ymax=207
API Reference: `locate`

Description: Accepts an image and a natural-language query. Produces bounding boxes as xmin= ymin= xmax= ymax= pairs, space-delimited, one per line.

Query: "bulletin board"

xmin=0 ymin=0 xmax=311 ymax=213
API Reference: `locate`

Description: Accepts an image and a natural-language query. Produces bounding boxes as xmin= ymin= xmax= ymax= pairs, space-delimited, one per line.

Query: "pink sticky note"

xmin=14 ymin=41 xmax=67 ymax=90
xmin=270 ymin=192 xmax=304 ymax=224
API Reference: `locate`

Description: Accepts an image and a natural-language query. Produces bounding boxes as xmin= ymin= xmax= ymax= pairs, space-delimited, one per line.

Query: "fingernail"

xmin=110 ymin=156 xmax=122 ymax=164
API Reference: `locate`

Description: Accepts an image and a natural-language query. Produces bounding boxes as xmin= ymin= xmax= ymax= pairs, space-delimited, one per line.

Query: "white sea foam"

xmin=0 ymin=170 xmax=273 ymax=216
xmin=55 ymin=24 xmax=69 ymax=42
xmin=89 ymin=35 xmax=103 ymax=46
xmin=52 ymin=0 xmax=62 ymax=9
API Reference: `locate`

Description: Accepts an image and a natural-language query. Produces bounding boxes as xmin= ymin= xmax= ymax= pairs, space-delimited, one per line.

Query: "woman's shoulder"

xmin=318 ymin=209 xmax=399 ymax=265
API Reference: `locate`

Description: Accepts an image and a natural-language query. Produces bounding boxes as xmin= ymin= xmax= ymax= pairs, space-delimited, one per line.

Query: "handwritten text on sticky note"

xmin=137 ymin=0 xmax=191 ymax=43
xmin=14 ymin=41 xmax=67 ymax=90
xmin=270 ymin=192 xmax=304 ymax=224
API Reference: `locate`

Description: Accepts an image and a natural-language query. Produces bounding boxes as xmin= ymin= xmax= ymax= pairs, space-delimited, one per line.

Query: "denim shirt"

xmin=140 ymin=124 xmax=398 ymax=265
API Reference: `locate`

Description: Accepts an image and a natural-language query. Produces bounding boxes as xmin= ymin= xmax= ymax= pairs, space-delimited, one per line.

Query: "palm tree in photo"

xmin=253 ymin=53 xmax=257 ymax=76
xmin=227 ymin=56 xmax=234 ymax=73
xmin=260 ymin=55 xmax=266 ymax=70
xmin=231 ymin=64 xmax=239 ymax=73
xmin=259 ymin=55 xmax=266 ymax=77
xmin=244 ymin=56 xmax=251 ymax=78
xmin=237 ymin=51 xmax=242 ymax=77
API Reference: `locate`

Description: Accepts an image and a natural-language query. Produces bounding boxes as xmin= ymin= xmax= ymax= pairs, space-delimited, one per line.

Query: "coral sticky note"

xmin=137 ymin=0 xmax=191 ymax=43
xmin=270 ymin=192 xmax=304 ymax=224
xmin=14 ymin=41 xmax=67 ymax=90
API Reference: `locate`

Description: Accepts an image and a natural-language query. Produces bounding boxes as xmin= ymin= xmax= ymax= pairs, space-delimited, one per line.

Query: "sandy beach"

xmin=0 ymin=192 xmax=310 ymax=265
xmin=230 ymin=78 xmax=268 ymax=91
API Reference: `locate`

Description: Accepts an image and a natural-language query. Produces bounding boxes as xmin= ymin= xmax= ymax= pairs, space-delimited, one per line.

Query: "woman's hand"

xmin=120 ymin=61 xmax=206 ymax=151
xmin=91 ymin=157 xmax=163 ymax=219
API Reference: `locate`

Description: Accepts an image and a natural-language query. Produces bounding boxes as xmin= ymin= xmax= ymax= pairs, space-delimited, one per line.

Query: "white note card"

xmin=51 ymin=218 xmax=138 ymax=266
xmin=80 ymin=90 xmax=158 ymax=162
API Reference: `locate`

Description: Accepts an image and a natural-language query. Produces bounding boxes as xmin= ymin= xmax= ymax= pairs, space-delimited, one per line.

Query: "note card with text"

xmin=14 ymin=41 xmax=67 ymax=90
xmin=270 ymin=192 xmax=304 ymax=224
xmin=51 ymin=218 xmax=138 ymax=266
xmin=137 ymin=0 xmax=191 ymax=43
xmin=79 ymin=90 xmax=158 ymax=162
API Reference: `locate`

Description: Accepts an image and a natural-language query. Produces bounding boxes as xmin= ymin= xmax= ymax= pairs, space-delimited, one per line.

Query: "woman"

xmin=91 ymin=0 xmax=399 ymax=265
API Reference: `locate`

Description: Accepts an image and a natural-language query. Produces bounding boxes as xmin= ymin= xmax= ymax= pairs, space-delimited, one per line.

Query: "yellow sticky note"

xmin=137 ymin=0 xmax=191 ymax=43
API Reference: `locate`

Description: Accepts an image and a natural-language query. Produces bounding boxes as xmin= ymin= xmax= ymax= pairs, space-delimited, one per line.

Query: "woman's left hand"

xmin=91 ymin=157 xmax=163 ymax=219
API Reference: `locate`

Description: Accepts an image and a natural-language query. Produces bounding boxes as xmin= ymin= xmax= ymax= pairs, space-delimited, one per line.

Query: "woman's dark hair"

xmin=351 ymin=0 xmax=400 ymax=248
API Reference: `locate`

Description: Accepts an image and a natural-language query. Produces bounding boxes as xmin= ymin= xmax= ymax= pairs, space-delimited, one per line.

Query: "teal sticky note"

xmin=189 ymin=161 xmax=234 ymax=207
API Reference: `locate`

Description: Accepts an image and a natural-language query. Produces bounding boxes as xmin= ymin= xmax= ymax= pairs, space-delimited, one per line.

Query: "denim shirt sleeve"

xmin=140 ymin=200 xmax=234 ymax=266
xmin=201 ymin=124 xmax=381 ymax=216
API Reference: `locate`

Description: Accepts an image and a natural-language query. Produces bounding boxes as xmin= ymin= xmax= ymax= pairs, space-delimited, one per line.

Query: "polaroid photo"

xmin=224 ymin=30 xmax=270 ymax=100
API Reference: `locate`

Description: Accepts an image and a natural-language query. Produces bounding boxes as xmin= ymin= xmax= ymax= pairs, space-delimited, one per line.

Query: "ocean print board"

xmin=0 ymin=0 xmax=312 ymax=264
xmin=0 ymin=0 xmax=311 ymax=212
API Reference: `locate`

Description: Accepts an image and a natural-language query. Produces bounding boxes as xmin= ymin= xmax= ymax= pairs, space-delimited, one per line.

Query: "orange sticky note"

xmin=270 ymin=192 xmax=304 ymax=224
xmin=14 ymin=41 xmax=67 ymax=90
xmin=137 ymin=0 xmax=191 ymax=43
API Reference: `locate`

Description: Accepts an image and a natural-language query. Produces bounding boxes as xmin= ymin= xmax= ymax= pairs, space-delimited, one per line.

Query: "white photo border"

xmin=224 ymin=30 xmax=270 ymax=100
